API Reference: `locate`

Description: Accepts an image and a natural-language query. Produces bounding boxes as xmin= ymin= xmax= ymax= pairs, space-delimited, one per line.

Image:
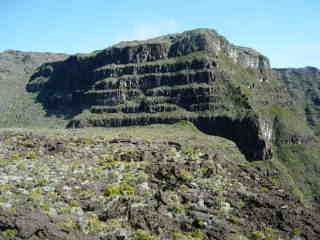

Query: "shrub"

xmin=2 ymin=229 xmax=17 ymax=239
xmin=131 ymin=230 xmax=157 ymax=240
xmin=104 ymin=182 xmax=135 ymax=197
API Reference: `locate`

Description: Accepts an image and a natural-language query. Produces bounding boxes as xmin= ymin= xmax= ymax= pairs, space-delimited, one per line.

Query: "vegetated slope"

xmin=0 ymin=124 xmax=319 ymax=240
xmin=273 ymin=67 xmax=320 ymax=201
xmin=274 ymin=67 xmax=320 ymax=135
xmin=0 ymin=50 xmax=68 ymax=128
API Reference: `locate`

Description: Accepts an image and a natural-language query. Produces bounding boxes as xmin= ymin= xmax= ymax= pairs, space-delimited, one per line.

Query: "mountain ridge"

xmin=1 ymin=28 xmax=319 ymax=163
xmin=1 ymin=28 xmax=320 ymax=240
xmin=24 ymin=28 xmax=274 ymax=161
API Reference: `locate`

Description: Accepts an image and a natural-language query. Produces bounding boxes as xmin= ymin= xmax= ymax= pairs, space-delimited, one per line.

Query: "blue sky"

xmin=1 ymin=0 xmax=319 ymax=68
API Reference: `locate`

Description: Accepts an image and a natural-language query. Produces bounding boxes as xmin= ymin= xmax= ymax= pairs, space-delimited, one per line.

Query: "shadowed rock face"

xmin=27 ymin=29 xmax=273 ymax=161
xmin=195 ymin=116 xmax=271 ymax=161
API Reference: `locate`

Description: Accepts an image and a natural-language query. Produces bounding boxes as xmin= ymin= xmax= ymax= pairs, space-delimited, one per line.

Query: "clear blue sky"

xmin=1 ymin=0 xmax=319 ymax=68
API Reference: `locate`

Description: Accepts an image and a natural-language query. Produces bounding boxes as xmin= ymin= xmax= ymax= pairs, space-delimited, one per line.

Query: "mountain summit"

xmin=26 ymin=29 xmax=275 ymax=161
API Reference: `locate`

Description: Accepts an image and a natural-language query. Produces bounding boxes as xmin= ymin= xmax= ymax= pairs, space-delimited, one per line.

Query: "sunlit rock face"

xmin=27 ymin=28 xmax=274 ymax=161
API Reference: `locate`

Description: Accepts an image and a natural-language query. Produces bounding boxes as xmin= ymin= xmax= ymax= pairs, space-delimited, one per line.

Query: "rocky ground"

xmin=0 ymin=124 xmax=319 ymax=240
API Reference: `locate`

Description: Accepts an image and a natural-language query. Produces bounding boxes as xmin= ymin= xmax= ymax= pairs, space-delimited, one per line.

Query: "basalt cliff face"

xmin=27 ymin=29 xmax=275 ymax=161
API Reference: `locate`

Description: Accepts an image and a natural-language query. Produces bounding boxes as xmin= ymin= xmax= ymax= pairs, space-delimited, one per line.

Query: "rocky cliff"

xmin=26 ymin=29 xmax=275 ymax=161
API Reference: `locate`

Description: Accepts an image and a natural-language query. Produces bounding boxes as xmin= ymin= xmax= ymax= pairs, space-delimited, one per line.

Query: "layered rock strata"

xmin=27 ymin=29 xmax=273 ymax=160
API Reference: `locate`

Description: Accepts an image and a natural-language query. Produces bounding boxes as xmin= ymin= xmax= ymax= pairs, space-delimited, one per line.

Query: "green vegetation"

xmin=276 ymin=143 xmax=320 ymax=201
xmin=270 ymin=105 xmax=313 ymax=143
xmin=0 ymin=51 xmax=67 ymax=128
xmin=131 ymin=230 xmax=157 ymax=240
xmin=1 ymin=229 xmax=18 ymax=239
xmin=85 ymin=213 xmax=106 ymax=234
xmin=104 ymin=182 xmax=135 ymax=197
xmin=172 ymin=229 xmax=206 ymax=240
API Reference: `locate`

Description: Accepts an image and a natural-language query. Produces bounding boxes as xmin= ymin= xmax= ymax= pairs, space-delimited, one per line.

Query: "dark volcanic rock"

xmin=26 ymin=29 xmax=275 ymax=161
xmin=0 ymin=131 xmax=319 ymax=240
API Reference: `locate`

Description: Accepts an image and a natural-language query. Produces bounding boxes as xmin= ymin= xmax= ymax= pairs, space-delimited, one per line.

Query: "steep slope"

xmin=27 ymin=29 xmax=277 ymax=161
xmin=274 ymin=67 xmax=320 ymax=135
xmin=0 ymin=50 xmax=68 ymax=127
xmin=272 ymin=67 xmax=320 ymax=201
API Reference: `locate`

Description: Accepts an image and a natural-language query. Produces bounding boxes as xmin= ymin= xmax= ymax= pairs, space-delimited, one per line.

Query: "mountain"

xmin=274 ymin=67 xmax=320 ymax=135
xmin=0 ymin=50 xmax=68 ymax=127
xmin=0 ymin=28 xmax=320 ymax=239
xmin=273 ymin=67 xmax=320 ymax=202
xmin=26 ymin=29 xmax=275 ymax=161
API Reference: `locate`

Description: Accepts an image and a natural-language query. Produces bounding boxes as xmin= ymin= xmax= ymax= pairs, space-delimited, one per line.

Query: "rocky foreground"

xmin=0 ymin=125 xmax=319 ymax=240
